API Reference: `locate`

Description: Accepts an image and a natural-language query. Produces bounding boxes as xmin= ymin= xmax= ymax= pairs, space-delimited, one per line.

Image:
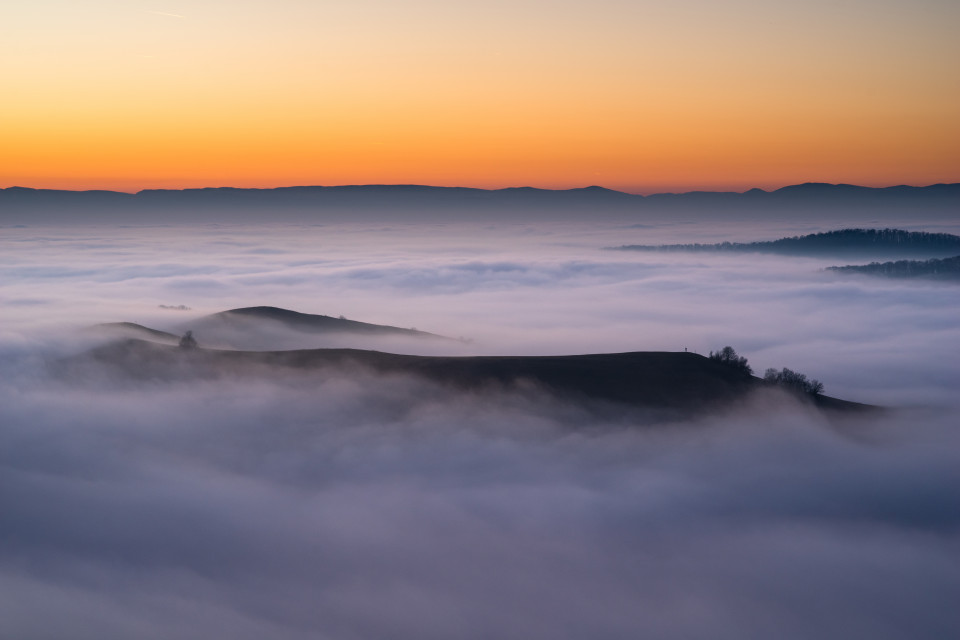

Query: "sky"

xmin=2 ymin=0 xmax=958 ymax=193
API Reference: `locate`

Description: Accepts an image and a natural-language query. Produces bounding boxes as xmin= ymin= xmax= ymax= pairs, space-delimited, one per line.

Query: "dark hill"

xmin=612 ymin=228 xmax=960 ymax=258
xmin=62 ymin=339 xmax=874 ymax=418
xmin=191 ymin=306 xmax=450 ymax=340
xmin=827 ymin=255 xmax=960 ymax=281
xmin=85 ymin=322 xmax=180 ymax=344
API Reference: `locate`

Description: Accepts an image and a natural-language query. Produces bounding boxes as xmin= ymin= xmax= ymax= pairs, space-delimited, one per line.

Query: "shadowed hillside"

xmin=828 ymin=255 xmax=960 ymax=281
xmin=199 ymin=306 xmax=448 ymax=339
xmin=168 ymin=306 xmax=455 ymax=350
xmin=60 ymin=339 xmax=875 ymax=418
xmin=84 ymin=322 xmax=180 ymax=344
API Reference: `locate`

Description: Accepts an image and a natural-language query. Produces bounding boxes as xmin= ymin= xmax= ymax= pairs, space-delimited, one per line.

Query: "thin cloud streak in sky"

xmin=144 ymin=10 xmax=185 ymax=19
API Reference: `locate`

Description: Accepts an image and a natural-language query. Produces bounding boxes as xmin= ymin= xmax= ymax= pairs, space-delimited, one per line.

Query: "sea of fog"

xmin=1 ymin=217 xmax=958 ymax=639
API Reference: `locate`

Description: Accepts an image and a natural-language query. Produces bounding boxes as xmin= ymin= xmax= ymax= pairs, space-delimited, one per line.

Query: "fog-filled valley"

xmin=2 ymin=216 xmax=958 ymax=638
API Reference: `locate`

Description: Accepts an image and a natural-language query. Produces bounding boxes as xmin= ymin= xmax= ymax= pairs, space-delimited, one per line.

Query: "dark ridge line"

xmin=2 ymin=181 xmax=958 ymax=198
xmin=88 ymin=322 xmax=180 ymax=342
xmin=827 ymin=255 xmax=960 ymax=280
xmin=63 ymin=338 xmax=878 ymax=417
xmin=203 ymin=306 xmax=454 ymax=341
xmin=611 ymin=228 xmax=960 ymax=255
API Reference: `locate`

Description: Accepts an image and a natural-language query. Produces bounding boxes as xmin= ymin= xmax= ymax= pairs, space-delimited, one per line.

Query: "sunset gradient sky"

xmin=2 ymin=0 xmax=958 ymax=193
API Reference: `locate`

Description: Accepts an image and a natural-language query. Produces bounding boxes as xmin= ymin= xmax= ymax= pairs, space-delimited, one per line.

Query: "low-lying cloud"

xmin=1 ymin=367 xmax=957 ymax=640
xmin=1 ymin=218 xmax=958 ymax=638
xmin=4 ymin=220 xmax=958 ymax=403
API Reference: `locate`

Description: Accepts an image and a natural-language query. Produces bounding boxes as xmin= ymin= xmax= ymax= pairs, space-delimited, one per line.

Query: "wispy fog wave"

xmin=1 ymin=371 xmax=957 ymax=639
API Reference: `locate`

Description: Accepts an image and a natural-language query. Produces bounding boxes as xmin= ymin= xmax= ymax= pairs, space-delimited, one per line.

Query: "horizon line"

xmin=3 ymin=180 xmax=957 ymax=198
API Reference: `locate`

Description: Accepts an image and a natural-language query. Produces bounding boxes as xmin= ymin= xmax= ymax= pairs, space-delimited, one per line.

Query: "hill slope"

xmin=62 ymin=339 xmax=874 ymax=417
xmin=198 ymin=306 xmax=448 ymax=339
xmin=85 ymin=322 xmax=180 ymax=344
xmin=827 ymin=255 xmax=960 ymax=281
xmin=176 ymin=306 xmax=453 ymax=350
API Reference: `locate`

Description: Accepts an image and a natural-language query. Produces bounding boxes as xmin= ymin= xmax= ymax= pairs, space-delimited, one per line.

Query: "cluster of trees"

xmin=762 ymin=367 xmax=824 ymax=396
xmin=708 ymin=346 xmax=753 ymax=375
xmin=709 ymin=346 xmax=824 ymax=396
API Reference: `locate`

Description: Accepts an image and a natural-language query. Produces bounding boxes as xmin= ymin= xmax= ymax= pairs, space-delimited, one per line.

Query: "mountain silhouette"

xmin=3 ymin=182 xmax=957 ymax=224
xmin=62 ymin=339 xmax=875 ymax=418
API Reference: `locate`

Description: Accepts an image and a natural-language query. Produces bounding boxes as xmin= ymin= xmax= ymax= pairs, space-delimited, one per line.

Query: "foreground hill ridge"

xmin=74 ymin=339 xmax=873 ymax=416
xmin=76 ymin=306 xmax=875 ymax=417
xmin=613 ymin=228 xmax=960 ymax=257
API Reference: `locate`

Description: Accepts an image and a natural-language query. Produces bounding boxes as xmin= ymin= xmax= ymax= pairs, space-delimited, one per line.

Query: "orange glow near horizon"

xmin=2 ymin=1 xmax=957 ymax=194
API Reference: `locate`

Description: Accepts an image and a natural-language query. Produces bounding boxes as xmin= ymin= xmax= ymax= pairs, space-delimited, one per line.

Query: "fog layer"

xmin=3 ymin=220 xmax=957 ymax=403
xmin=1 ymin=219 xmax=958 ymax=638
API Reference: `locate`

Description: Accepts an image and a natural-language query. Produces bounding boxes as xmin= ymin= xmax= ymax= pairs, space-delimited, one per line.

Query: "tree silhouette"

xmin=179 ymin=330 xmax=198 ymax=350
xmin=763 ymin=367 xmax=824 ymax=396
xmin=708 ymin=346 xmax=753 ymax=376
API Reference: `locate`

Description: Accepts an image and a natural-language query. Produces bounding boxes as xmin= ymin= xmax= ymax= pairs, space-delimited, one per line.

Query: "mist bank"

xmin=1 ymin=343 xmax=957 ymax=640
xmin=4 ymin=220 xmax=959 ymax=406
xmin=2 ymin=182 xmax=958 ymax=224
xmin=2 ymin=216 xmax=959 ymax=638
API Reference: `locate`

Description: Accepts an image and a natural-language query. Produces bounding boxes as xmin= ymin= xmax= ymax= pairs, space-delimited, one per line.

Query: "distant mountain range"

xmin=3 ymin=182 xmax=958 ymax=223
xmin=612 ymin=229 xmax=960 ymax=258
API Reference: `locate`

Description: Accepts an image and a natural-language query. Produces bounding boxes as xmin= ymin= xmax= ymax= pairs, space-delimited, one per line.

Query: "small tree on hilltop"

xmin=708 ymin=346 xmax=753 ymax=376
xmin=179 ymin=330 xmax=198 ymax=350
